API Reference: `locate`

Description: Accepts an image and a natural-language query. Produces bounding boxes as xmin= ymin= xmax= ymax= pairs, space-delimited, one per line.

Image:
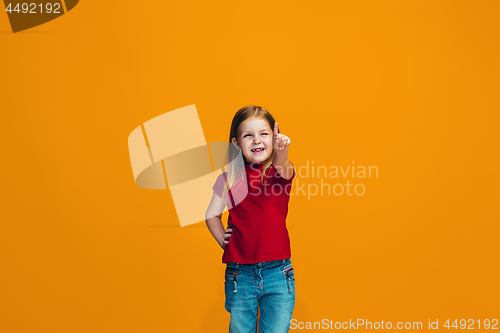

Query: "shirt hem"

xmin=222 ymin=253 xmax=292 ymax=264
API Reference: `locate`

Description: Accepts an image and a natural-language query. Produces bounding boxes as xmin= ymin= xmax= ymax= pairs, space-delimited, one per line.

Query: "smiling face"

xmin=232 ymin=116 xmax=274 ymax=164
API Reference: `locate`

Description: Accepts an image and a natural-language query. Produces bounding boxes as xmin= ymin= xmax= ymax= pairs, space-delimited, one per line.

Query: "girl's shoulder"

xmin=212 ymin=171 xmax=229 ymax=199
xmin=215 ymin=171 xmax=229 ymax=184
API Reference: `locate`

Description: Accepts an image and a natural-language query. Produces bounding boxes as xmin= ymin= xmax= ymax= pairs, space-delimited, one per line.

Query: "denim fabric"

xmin=224 ymin=258 xmax=295 ymax=333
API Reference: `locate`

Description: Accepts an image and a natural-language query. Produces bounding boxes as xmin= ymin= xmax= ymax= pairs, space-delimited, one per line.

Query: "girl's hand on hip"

xmin=222 ymin=225 xmax=233 ymax=250
xmin=273 ymin=121 xmax=291 ymax=153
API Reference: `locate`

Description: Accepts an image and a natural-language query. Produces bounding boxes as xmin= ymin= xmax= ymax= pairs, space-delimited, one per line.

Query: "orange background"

xmin=1 ymin=1 xmax=499 ymax=332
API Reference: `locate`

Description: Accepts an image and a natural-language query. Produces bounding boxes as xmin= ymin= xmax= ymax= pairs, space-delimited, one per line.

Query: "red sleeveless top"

xmin=212 ymin=161 xmax=296 ymax=264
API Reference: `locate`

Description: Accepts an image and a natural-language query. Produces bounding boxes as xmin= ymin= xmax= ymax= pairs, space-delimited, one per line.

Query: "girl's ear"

xmin=231 ymin=137 xmax=240 ymax=150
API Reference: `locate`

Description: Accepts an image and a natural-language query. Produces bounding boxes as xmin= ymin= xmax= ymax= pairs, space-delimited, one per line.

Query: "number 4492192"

xmin=444 ymin=319 xmax=498 ymax=329
xmin=5 ymin=3 xmax=61 ymax=14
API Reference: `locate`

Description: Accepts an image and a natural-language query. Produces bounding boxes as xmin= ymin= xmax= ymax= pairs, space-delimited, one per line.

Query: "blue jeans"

xmin=224 ymin=258 xmax=295 ymax=333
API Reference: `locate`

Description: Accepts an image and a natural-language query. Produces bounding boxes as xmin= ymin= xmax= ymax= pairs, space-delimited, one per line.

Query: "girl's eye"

xmin=244 ymin=133 xmax=268 ymax=137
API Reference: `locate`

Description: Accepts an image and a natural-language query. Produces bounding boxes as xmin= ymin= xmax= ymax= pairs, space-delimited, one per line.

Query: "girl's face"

xmin=232 ymin=116 xmax=274 ymax=164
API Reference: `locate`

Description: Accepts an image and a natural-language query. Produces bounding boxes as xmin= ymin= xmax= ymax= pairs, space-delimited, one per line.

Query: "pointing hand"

xmin=273 ymin=121 xmax=291 ymax=153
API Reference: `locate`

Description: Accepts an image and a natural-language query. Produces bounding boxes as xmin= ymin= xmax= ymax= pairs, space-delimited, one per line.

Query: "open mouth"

xmin=251 ymin=147 xmax=265 ymax=153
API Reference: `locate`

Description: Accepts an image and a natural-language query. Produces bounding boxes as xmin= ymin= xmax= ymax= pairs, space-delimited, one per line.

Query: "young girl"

xmin=205 ymin=105 xmax=296 ymax=333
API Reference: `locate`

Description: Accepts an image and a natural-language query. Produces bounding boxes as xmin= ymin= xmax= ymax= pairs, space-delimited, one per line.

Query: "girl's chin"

xmin=248 ymin=156 xmax=269 ymax=163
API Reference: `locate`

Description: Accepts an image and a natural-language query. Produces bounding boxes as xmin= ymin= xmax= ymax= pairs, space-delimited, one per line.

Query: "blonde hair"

xmin=222 ymin=105 xmax=279 ymax=198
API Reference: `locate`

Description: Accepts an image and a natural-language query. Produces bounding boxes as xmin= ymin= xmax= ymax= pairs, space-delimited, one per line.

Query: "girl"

xmin=205 ymin=105 xmax=296 ymax=333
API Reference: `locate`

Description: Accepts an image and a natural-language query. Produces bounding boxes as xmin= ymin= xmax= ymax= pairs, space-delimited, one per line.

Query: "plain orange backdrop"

xmin=1 ymin=1 xmax=498 ymax=332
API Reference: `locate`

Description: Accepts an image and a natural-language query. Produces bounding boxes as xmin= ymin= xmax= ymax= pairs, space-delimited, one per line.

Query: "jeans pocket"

xmin=281 ymin=263 xmax=295 ymax=291
xmin=224 ymin=268 xmax=239 ymax=293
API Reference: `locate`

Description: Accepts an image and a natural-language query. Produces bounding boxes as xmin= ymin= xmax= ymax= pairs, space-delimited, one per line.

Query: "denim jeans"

xmin=224 ymin=258 xmax=295 ymax=333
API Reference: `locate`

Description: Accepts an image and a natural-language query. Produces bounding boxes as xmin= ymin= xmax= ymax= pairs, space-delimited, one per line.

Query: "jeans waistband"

xmin=227 ymin=258 xmax=291 ymax=268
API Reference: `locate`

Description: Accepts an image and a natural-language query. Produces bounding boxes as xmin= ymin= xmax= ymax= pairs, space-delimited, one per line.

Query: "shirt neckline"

xmin=245 ymin=162 xmax=264 ymax=170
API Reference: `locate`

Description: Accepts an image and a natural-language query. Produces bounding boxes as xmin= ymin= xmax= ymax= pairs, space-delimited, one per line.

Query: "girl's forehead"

xmin=239 ymin=117 xmax=271 ymax=131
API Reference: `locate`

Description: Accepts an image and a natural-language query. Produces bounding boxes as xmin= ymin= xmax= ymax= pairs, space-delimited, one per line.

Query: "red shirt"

xmin=212 ymin=161 xmax=296 ymax=264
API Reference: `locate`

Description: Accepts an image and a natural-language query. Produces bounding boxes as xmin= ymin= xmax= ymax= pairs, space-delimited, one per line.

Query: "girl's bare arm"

xmin=205 ymin=192 xmax=231 ymax=249
xmin=272 ymin=121 xmax=294 ymax=180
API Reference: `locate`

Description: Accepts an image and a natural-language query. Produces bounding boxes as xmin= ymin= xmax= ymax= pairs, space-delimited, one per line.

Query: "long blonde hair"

xmin=223 ymin=105 xmax=280 ymax=197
